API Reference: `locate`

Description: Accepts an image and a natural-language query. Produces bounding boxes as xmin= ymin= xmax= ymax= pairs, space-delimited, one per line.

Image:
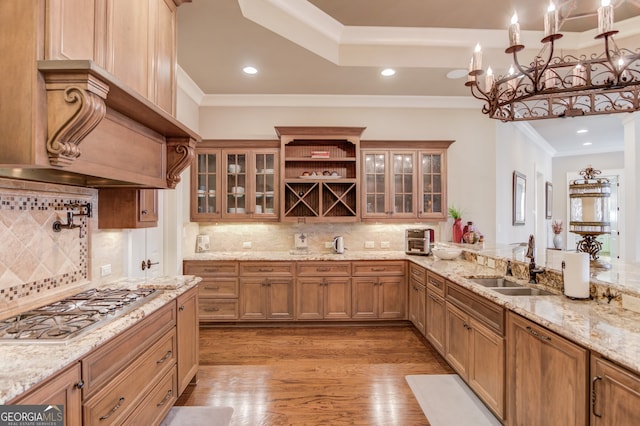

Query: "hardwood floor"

xmin=176 ymin=325 xmax=454 ymax=425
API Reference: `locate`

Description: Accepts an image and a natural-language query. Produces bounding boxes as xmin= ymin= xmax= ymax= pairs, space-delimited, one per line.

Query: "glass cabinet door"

xmin=420 ymin=151 xmax=445 ymax=219
xmin=364 ymin=152 xmax=388 ymax=216
xmin=194 ymin=151 xmax=220 ymax=218
xmin=254 ymin=152 xmax=277 ymax=216
xmin=225 ymin=153 xmax=247 ymax=215
xmin=392 ymin=152 xmax=415 ymax=216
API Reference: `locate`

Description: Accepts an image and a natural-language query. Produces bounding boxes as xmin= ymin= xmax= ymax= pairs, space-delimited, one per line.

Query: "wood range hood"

xmin=0 ymin=60 xmax=200 ymax=189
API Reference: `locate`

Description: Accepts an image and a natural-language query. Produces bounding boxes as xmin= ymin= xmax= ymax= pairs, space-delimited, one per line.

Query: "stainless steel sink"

xmin=490 ymin=287 xmax=556 ymax=296
xmin=468 ymin=277 xmax=523 ymax=288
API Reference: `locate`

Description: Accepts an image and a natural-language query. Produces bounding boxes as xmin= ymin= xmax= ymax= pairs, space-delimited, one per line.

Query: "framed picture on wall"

xmin=545 ymin=181 xmax=552 ymax=219
xmin=513 ymin=171 xmax=526 ymax=225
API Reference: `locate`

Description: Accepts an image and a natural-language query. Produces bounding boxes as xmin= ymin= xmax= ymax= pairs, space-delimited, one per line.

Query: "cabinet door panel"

xmin=324 ymin=278 xmax=351 ymax=319
xmin=445 ymin=302 xmax=470 ymax=379
xmin=239 ymin=279 xmax=267 ymax=320
xmin=267 ymin=279 xmax=294 ymax=319
xmin=352 ymin=278 xmax=377 ymax=319
xmin=592 ymin=356 xmax=640 ymax=426
xmin=426 ymin=291 xmax=445 ymax=355
xmin=155 ymin=0 xmax=176 ymax=114
xmin=378 ymin=276 xmax=405 ymax=319
xmin=469 ymin=318 xmax=504 ymax=419
xmin=46 ymin=0 xmax=96 ymax=61
xmin=297 ymin=280 xmax=324 ymax=320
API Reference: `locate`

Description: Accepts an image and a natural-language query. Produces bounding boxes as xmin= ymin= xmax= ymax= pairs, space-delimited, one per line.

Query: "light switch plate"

xmin=364 ymin=241 xmax=375 ymax=249
xmin=100 ymin=264 xmax=112 ymax=277
xmin=295 ymin=233 xmax=308 ymax=249
xmin=242 ymin=241 xmax=252 ymax=249
xmin=380 ymin=241 xmax=390 ymax=249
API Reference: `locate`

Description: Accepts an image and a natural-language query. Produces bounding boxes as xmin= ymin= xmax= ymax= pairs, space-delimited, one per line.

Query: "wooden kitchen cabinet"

xmin=360 ymin=141 xmax=453 ymax=222
xmin=239 ymin=261 xmax=294 ymax=320
xmin=278 ymin=126 xmax=364 ymax=222
xmin=98 ymin=188 xmax=159 ymax=229
xmin=445 ymin=280 xmax=506 ymax=420
xmin=176 ymin=285 xmax=199 ymax=395
xmin=507 ymin=312 xmax=588 ymax=426
xmin=190 ymin=141 xmax=279 ymax=222
xmin=11 ymin=362 xmax=83 ymax=426
xmin=408 ymin=263 xmax=426 ymax=335
xmin=351 ymin=261 xmax=406 ymax=320
xmin=183 ymin=261 xmax=239 ymax=321
xmin=296 ymin=262 xmax=352 ymax=320
xmin=426 ymin=288 xmax=446 ymax=355
xmin=591 ymin=354 xmax=640 ymax=425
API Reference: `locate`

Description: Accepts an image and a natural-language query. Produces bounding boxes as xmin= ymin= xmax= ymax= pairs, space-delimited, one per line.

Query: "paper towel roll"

xmin=562 ymin=252 xmax=590 ymax=299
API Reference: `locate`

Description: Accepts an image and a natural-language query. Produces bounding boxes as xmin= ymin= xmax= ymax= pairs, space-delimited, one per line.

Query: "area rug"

xmin=160 ymin=406 xmax=234 ymax=426
xmin=406 ymin=374 xmax=501 ymax=426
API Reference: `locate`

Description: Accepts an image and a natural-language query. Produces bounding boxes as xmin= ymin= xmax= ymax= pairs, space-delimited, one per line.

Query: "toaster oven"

xmin=405 ymin=228 xmax=434 ymax=255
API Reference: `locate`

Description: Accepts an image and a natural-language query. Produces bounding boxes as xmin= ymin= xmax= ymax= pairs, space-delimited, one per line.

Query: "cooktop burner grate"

xmin=0 ymin=288 xmax=158 ymax=342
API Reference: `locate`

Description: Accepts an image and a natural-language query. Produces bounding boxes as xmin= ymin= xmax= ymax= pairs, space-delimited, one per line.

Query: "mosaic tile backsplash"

xmin=0 ymin=179 xmax=95 ymax=313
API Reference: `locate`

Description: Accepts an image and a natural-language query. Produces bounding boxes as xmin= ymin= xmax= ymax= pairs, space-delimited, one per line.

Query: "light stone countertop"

xmin=0 ymin=275 xmax=201 ymax=404
xmin=185 ymin=250 xmax=640 ymax=374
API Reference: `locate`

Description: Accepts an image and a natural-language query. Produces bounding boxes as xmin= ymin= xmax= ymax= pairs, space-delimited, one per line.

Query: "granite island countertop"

xmin=185 ymin=250 xmax=640 ymax=374
xmin=0 ymin=275 xmax=201 ymax=404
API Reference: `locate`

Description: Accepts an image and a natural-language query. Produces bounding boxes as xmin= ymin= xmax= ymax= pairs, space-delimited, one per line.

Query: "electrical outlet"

xmin=325 ymin=242 xmax=334 ymax=248
xmin=242 ymin=241 xmax=252 ymax=249
xmin=487 ymin=258 xmax=496 ymax=269
xmin=100 ymin=264 xmax=112 ymax=277
xmin=364 ymin=241 xmax=375 ymax=249
xmin=380 ymin=241 xmax=390 ymax=249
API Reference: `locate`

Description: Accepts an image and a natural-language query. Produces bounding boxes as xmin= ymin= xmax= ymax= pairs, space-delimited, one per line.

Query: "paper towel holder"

xmin=561 ymin=259 xmax=590 ymax=300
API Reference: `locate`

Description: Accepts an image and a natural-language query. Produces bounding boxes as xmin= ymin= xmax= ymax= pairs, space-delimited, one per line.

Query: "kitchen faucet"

xmin=525 ymin=234 xmax=545 ymax=284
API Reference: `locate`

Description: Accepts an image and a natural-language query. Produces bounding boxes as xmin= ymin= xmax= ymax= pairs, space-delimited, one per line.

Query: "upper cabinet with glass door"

xmin=361 ymin=141 xmax=454 ymax=222
xmin=191 ymin=141 xmax=279 ymax=222
xmin=191 ymin=148 xmax=221 ymax=221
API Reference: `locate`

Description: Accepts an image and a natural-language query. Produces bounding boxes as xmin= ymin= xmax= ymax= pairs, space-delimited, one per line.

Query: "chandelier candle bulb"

xmin=544 ymin=2 xmax=558 ymax=37
xmin=572 ymin=64 xmax=585 ymax=87
xmin=598 ymin=0 xmax=614 ymax=34
xmin=507 ymin=65 xmax=517 ymax=92
xmin=508 ymin=13 xmax=520 ymax=46
xmin=485 ymin=67 xmax=494 ymax=91
xmin=544 ymin=68 xmax=558 ymax=89
xmin=472 ymin=43 xmax=482 ymax=71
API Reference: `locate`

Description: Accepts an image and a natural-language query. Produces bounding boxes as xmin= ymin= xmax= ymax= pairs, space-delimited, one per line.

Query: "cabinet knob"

xmin=141 ymin=209 xmax=148 ymax=215
xmin=75 ymin=380 xmax=85 ymax=389
xmin=179 ymin=305 xmax=185 ymax=312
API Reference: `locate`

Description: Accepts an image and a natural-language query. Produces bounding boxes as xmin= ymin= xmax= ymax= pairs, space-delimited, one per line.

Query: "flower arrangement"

xmin=552 ymin=219 xmax=563 ymax=235
xmin=448 ymin=205 xmax=462 ymax=220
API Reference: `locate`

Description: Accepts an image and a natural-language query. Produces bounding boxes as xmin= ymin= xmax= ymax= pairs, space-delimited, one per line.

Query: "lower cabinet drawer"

xmin=199 ymin=298 xmax=239 ymax=321
xmin=83 ymin=330 xmax=176 ymax=425
xmin=352 ymin=261 xmax=405 ymax=276
xmin=123 ymin=368 xmax=177 ymax=426
xmin=199 ymin=278 xmax=238 ymax=298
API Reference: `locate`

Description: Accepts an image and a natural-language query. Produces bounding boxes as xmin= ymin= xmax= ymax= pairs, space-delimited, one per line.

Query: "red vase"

xmin=453 ymin=218 xmax=464 ymax=243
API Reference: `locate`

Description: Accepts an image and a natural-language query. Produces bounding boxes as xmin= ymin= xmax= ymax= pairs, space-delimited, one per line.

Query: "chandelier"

xmin=466 ymin=0 xmax=640 ymax=121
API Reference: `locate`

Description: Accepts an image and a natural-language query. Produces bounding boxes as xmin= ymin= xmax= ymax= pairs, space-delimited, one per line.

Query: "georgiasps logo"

xmin=0 ymin=404 xmax=64 ymax=426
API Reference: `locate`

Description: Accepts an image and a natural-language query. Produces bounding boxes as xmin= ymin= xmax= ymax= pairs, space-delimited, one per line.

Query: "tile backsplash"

xmin=0 ymin=178 xmax=95 ymax=314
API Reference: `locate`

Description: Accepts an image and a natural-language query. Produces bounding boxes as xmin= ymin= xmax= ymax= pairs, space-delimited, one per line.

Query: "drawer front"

xmin=427 ymin=271 xmax=445 ymax=296
xmin=409 ymin=263 xmax=426 ymax=285
xmin=123 ymin=369 xmax=177 ymax=426
xmin=446 ymin=281 xmax=504 ymax=335
xmin=352 ymin=261 xmax=405 ymax=276
xmin=199 ymin=278 xmax=238 ymax=298
xmin=183 ymin=261 xmax=239 ymax=276
xmin=83 ymin=330 xmax=176 ymax=425
xmin=199 ymin=298 xmax=239 ymax=321
xmin=240 ymin=261 xmax=294 ymax=276
xmin=82 ymin=302 xmax=175 ymax=398
xmin=297 ymin=261 xmax=351 ymax=276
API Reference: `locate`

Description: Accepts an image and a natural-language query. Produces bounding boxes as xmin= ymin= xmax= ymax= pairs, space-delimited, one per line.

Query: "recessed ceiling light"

xmin=381 ymin=68 xmax=396 ymax=77
xmin=577 ymin=129 xmax=589 ymax=134
xmin=243 ymin=66 xmax=258 ymax=75
xmin=446 ymin=69 xmax=468 ymax=79
xmin=583 ymin=142 xmax=593 ymax=146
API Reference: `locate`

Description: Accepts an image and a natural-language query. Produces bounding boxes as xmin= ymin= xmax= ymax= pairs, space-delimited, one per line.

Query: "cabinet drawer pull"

xmin=463 ymin=323 xmax=472 ymax=330
xmin=258 ymin=268 xmax=274 ymax=272
xmin=428 ymin=294 xmax=439 ymax=301
xmin=316 ymin=267 xmax=330 ymax=272
xmin=157 ymin=350 xmax=173 ymax=364
xmin=156 ymin=389 xmax=173 ymax=407
xmin=205 ymin=286 xmax=220 ymax=291
xmin=429 ymin=279 xmax=442 ymax=287
xmin=99 ymin=396 xmax=125 ymax=420
xmin=592 ymin=376 xmax=603 ymax=418
xmin=204 ymin=307 xmax=220 ymax=312
xmin=204 ymin=268 xmax=219 ymax=272
xmin=525 ymin=326 xmax=551 ymax=342
xmin=371 ymin=267 xmax=386 ymax=271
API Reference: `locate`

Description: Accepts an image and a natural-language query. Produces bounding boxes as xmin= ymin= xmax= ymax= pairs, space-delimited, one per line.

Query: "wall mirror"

xmin=513 ymin=171 xmax=526 ymax=225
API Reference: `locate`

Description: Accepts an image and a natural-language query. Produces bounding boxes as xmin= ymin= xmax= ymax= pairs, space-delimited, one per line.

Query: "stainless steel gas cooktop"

xmin=0 ymin=288 xmax=158 ymax=342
